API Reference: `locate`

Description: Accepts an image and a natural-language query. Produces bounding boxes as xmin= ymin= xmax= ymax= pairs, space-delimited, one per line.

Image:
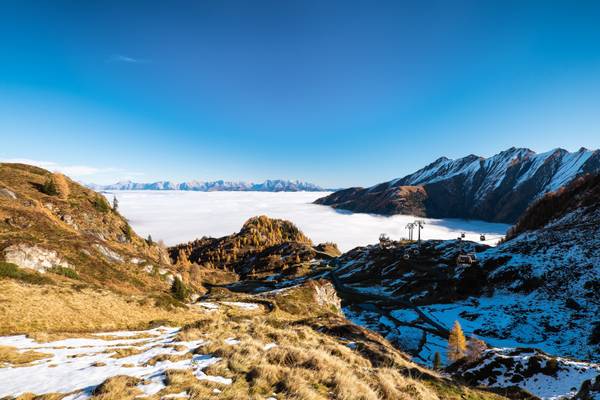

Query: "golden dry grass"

xmin=0 ymin=280 xmax=201 ymax=335
xmin=90 ymin=375 xmax=143 ymax=399
xmin=13 ymin=394 xmax=66 ymax=400
xmin=0 ymin=280 xmax=506 ymax=400
xmin=108 ymin=347 xmax=148 ymax=359
xmin=52 ymin=173 xmax=70 ymax=200
xmin=0 ymin=345 xmax=51 ymax=367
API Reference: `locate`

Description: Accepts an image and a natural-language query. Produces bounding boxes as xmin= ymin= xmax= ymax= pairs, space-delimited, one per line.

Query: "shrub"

xmin=40 ymin=178 xmax=58 ymax=196
xmin=49 ymin=266 xmax=79 ymax=280
xmin=0 ymin=262 xmax=53 ymax=285
xmin=92 ymin=195 xmax=111 ymax=213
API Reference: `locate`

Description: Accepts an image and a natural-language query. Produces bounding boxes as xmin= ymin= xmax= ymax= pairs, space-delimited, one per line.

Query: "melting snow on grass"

xmin=194 ymin=301 xmax=261 ymax=311
xmin=0 ymin=326 xmax=232 ymax=399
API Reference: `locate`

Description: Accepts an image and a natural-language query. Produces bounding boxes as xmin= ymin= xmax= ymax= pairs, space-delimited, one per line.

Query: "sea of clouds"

xmin=107 ymin=191 xmax=509 ymax=252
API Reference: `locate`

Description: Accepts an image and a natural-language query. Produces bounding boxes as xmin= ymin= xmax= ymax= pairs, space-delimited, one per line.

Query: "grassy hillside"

xmin=1 ymin=280 xmax=507 ymax=400
xmin=0 ymin=163 xmax=177 ymax=293
xmin=0 ymin=163 xmax=202 ymax=333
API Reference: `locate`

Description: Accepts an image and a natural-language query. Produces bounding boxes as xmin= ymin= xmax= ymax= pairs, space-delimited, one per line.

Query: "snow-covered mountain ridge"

xmin=328 ymin=173 xmax=600 ymax=398
xmin=315 ymin=147 xmax=600 ymax=223
xmin=88 ymin=179 xmax=328 ymax=192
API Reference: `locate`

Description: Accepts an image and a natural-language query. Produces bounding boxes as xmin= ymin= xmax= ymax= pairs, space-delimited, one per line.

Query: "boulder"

xmin=3 ymin=243 xmax=69 ymax=272
xmin=0 ymin=188 xmax=16 ymax=200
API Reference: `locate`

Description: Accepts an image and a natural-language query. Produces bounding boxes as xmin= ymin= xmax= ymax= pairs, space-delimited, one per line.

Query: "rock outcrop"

xmin=3 ymin=244 xmax=69 ymax=272
xmin=169 ymin=215 xmax=335 ymax=278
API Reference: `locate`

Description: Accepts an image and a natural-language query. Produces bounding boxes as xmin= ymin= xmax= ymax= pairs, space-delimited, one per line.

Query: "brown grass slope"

xmin=0 ymin=163 xmax=204 ymax=334
xmin=77 ymin=281 xmax=508 ymax=400
xmin=0 ymin=163 xmax=174 ymax=293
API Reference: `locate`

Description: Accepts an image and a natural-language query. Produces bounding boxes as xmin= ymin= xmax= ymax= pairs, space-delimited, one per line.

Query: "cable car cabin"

xmin=456 ymin=253 xmax=478 ymax=267
xmin=480 ymin=234 xmax=486 ymax=241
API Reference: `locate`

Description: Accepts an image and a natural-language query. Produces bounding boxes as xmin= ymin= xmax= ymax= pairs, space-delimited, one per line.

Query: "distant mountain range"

xmin=88 ymin=179 xmax=329 ymax=192
xmin=315 ymin=147 xmax=600 ymax=223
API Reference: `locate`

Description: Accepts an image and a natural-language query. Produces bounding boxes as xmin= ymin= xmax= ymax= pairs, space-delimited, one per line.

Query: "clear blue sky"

xmin=1 ymin=1 xmax=600 ymax=187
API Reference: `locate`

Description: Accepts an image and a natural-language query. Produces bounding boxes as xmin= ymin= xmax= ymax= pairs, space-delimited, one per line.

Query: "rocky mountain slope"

xmin=324 ymin=173 xmax=600 ymax=398
xmin=90 ymin=179 xmax=327 ymax=192
xmin=447 ymin=348 xmax=600 ymax=399
xmin=315 ymin=147 xmax=600 ymax=223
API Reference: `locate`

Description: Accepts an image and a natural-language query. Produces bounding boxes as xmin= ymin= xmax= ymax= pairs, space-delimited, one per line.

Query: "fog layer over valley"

xmin=108 ymin=191 xmax=508 ymax=251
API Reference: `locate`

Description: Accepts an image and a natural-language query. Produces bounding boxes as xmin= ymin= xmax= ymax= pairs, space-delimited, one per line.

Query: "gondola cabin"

xmin=456 ymin=253 xmax=478 ymax=267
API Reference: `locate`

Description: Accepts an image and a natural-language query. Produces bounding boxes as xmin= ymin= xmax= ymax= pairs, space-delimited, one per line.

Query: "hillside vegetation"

xmin=170 ymin=215 xmax=340 ymax=279
xmin=0 ymin=163 xmax=201 ymax=333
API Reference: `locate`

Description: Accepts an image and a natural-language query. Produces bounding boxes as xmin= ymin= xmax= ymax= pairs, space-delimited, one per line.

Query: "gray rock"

xmin=93 ymin=244 xmax=124 ymax=263
xmin=0 ymin=188 xmax=16 ymax=200
xmin=3 ymin=243 xmax=70 ymax=272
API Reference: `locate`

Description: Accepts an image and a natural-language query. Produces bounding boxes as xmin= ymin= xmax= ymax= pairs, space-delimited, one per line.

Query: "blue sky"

xmin=1 ymin=1 xmax=600 ymax=187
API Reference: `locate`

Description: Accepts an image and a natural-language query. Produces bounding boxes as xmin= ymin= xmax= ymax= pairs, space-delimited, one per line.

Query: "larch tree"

xmin=447 ymin=320 xmax=467 ymax=363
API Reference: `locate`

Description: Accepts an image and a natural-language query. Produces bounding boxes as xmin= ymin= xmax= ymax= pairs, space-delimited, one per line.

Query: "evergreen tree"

xmin=147 ymin=235 xmax=153 ymax=245
xmin=447 ymin=320 xmax=467 ymax=363
xmin=433 ymin=351 xmax=442 ymax=370
xmin=171 ymin=277 xmax=188 ymax=301
xmin=112 ymin=195 xmax=119 ymax=211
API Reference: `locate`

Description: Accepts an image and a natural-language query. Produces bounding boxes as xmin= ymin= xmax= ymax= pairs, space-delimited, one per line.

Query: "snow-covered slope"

xmin=329 ymin=173 xmax=600 ymax=398
xmin=315 ymin=147 xmax=600 ymax=223
xmin=89 ymin=179 xmax=327 ymax=192
xmin=448 ymin=348 xmax=600 ymax=400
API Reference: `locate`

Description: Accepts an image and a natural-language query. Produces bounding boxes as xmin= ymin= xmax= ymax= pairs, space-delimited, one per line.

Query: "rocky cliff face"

xmin=315 ymin=147 xmax=600 ymax=223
